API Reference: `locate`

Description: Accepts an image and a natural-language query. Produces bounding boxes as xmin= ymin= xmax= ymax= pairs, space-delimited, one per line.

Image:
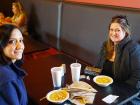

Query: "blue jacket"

xmin=0 ymin=62 xmax=28 ymax=105
xmin=95 ymin=36 xmax=140 ymax=89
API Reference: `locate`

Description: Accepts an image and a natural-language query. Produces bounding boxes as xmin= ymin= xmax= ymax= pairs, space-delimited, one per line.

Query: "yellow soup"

xmin=96 ymin=77 xmax=111 ymax=84
xmin=49 ymin=90 xmax=68 ymax=101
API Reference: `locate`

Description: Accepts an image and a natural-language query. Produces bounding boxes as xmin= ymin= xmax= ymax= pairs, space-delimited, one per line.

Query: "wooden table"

xmin=23 ymin=53 xmax=139 ymax=105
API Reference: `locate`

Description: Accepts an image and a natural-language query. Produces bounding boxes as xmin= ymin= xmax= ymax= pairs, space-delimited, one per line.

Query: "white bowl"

xmin=46 ymin=89 xmax=69 ymax=104
xmin=93 ymin=75 xmax=113 ymax=87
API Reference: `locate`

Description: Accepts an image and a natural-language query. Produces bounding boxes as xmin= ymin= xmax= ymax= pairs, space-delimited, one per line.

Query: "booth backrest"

xmin=60 ymin=2 xmax=140 ymax=64
xmin=21 ymin=0 xmax=140 ymax=65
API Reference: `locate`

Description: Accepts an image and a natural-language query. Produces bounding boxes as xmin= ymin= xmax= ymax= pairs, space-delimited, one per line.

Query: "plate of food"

xmin=93 ymin=75 xmax=113 ymax=87
xmin=46 ymin=89 xmax=69 ymax=104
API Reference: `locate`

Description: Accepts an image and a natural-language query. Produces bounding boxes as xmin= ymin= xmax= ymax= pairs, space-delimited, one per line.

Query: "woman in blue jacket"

xmin=0 ymin=24 xmax=28 ymax=105
xmin=96 ymin=15 xmax=140 ymax=104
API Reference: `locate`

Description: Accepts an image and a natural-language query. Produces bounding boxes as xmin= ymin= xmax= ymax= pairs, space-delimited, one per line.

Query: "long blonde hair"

xmin=12 ymin=2 xmax=25 ymax=14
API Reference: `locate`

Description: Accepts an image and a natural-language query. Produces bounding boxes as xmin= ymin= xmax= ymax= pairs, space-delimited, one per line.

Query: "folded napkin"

xmin=69 ymin=81 xmax=97 ymax=92
xmin=69 ymin=91 xmax=96 ymax=105
xmin=102 ymin=94 xmax=119 ymax=104
xmin=66 ymin=81 xmax=97 ymax=105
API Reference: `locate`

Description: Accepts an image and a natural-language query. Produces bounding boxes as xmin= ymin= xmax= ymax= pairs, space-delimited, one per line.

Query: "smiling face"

xmin=109 ymin=23 xmax=126 ymax=44
xmin=3 ymin=28 xmax=24 ymax=63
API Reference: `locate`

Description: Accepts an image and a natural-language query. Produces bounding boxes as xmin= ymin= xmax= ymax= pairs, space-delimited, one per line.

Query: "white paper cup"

xmin=70 ymin=63 xmax=81 ymax=83
xmin=51 ymin=67 xmax=62 ymax=88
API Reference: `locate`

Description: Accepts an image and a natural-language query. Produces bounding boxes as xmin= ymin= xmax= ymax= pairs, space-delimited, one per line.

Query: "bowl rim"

xmin=93 ymin=75 xmax=113 ymax=86
xmin=46 ymin=89 xmax=69 ymax=104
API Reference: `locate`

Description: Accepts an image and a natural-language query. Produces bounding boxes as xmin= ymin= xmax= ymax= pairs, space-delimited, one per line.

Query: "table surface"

xmin=23 ymin=53 xmax=139 ymax=105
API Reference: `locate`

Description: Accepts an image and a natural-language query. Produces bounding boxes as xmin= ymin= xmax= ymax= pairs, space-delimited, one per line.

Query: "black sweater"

xmin=95 ymin=36 xmax=140 ymax=89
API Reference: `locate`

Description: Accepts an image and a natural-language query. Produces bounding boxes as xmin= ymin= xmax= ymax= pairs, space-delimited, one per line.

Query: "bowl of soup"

xmin=46 ymin=89 xmax=69 ymax=104
xmin=93 ymin=75 xmax=113 ymax=87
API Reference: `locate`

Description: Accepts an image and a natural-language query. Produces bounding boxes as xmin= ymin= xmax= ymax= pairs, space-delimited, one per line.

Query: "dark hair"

xmin=0 ymin=24 xmax=23 ymax=65
xmin=109 ymin=15 xmax=131 ymax=36
xmin=0 ymin=24 xmax=19 ymax=48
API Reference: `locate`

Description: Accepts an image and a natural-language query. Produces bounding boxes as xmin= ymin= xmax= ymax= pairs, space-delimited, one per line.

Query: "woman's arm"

xmin=126 ymin=44 xmax=140 ymax=89
xmin=0 ymin=81 xmax=20 ymax=105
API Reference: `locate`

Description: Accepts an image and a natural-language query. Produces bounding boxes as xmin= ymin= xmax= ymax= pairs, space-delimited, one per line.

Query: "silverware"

xmin=40 ymin=96 xmax=46 ymax=101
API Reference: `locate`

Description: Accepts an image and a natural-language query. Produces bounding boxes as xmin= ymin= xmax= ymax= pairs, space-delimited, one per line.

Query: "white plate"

xmin=93 ymin=75 xmax=113 ymax=87
xmin=46 ymin=89 xmax=69 ymax=104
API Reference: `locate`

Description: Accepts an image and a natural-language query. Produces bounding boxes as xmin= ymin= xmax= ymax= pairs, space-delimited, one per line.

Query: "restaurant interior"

xmin=1 ymin=0 xmax=140 ymax=105
xmin=1 ymin=0 xmax=140 ymax=64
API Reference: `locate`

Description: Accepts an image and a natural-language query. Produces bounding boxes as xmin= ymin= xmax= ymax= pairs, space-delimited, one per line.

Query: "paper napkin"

xmin=102 ymin=94 xmax=119 ymax=104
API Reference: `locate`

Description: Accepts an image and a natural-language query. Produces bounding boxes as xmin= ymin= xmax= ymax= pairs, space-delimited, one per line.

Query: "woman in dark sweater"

xmin=95 ymin=15 xmax=140 ymax=104
xmin=0 ymin=24 xmax=28 ymax=105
